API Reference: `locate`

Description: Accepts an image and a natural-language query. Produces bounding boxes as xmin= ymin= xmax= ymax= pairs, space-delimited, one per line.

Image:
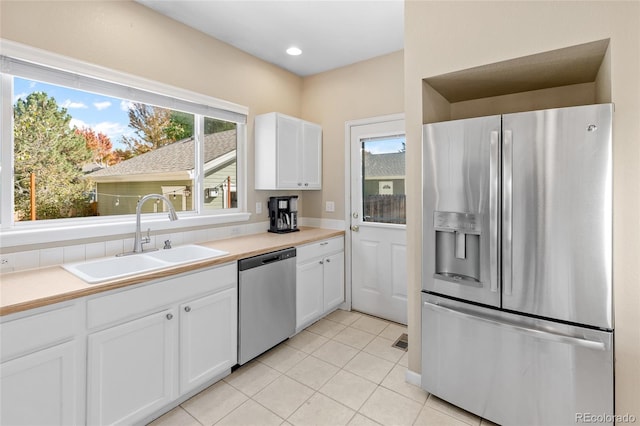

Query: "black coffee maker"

xmin=268 ymin=196 xmax=299 ymax=233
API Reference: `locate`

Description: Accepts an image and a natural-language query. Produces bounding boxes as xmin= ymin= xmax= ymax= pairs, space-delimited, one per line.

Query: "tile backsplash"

xmin=0 ymin=221 xmax=269 ymax=274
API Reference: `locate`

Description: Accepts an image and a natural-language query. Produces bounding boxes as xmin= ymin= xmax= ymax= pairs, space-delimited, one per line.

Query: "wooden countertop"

xmin=0 ymin=227 xmax=344 ymax=317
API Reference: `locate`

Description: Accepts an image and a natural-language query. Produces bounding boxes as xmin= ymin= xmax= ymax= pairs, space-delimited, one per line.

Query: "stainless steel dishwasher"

xmin=238 ymin=247 xmax=296 ymax=365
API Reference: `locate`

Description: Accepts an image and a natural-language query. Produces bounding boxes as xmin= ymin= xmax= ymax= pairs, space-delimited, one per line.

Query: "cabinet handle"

xmin=326 ymin=258 xmax=331 ymax=263
xmin=166 ymin=313 xmax=174 ymax=320
xmin=298 ymin=183 xmax=302 ymax=186
xmin=304 ymin=183 xmax=309 ymax=187
xmin=320 ymin=242 xmax=329 ymax=246
xmin=184 ymin=306 xmax=191 ymax=312
xmin=319 ymin=260 xmax=324 ymax=264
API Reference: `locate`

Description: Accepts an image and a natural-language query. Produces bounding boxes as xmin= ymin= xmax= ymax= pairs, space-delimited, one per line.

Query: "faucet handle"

xmin=163 ymin=240 xmax=172 ymax=250
xmin=142 ymin=228 xmax=151 ymax=245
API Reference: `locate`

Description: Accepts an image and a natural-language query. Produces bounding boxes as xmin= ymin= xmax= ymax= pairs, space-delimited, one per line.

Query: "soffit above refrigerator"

xmin=425 ymin=39 xmax=609 ymax=103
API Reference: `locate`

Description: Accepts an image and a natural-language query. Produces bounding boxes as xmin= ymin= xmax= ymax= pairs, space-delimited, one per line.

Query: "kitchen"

xmin=1 ymin=1 xmax=639 ymax=426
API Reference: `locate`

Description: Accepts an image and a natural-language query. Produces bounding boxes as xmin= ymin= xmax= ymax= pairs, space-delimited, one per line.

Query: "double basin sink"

xmin=63 ymin=245 xmax=228 ymax=284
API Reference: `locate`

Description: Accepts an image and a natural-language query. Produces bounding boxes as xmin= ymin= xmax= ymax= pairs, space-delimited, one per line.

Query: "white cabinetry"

xmin=255 ymin=112 xmax=322 ymax=190
xmin=296 ymin=237 xmax=345 ymax=331
xmin=86 ymin=263 xmax=237 ymax=426
xmin=0 ymin=303 xmax=82 ymax=426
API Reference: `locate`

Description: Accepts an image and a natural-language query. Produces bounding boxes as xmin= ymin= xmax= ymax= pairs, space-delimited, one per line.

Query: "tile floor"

xmin=149 ymin=310 xmax=496 ymax=426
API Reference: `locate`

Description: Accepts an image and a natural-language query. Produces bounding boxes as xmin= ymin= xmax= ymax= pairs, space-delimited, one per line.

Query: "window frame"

xmin=0 ymin=40 xmax=250 ymax=249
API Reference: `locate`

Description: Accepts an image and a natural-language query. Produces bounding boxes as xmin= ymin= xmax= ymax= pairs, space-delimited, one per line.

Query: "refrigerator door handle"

xmin=489 ymin=130 xmax=499 ymax=293
xmin=502 ymin=129 xmax=513 ymax=296
xmin=423 ymin=300 xmax=606 ymax=351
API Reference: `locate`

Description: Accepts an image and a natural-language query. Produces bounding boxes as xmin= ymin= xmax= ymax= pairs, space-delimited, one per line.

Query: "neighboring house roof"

xmin=88 ymin=129 xmax=236 ymax=182
xmin=364 ymin=152 xmax=405 ymax=179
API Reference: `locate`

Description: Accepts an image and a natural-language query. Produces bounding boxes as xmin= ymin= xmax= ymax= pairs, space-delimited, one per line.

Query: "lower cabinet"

xmin=296 ymin=237 xmax=345 ymax=331
xmin=1 ymin=341 xmax=78 ymax=426
xmin=179 ymin=287 xmax=237 ymax=394
xmin=0 ymin=302 xmax=81 ymax=426
xmin=86 ymin=263 xmax=237 ymax=426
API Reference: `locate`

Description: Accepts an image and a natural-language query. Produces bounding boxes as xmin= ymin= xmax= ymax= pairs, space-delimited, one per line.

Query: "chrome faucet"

xmin=132 ymin=194 xmax=178 ymax=253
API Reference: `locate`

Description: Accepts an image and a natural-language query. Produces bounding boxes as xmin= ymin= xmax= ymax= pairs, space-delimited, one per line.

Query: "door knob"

xmin=184 ymin=306 xmax=191 ymax=312
xmin=351 ymin=225 xmax=359 ymax=232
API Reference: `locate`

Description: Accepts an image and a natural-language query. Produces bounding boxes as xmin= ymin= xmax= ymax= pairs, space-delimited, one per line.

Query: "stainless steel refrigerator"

xmin=421 ymin=104 xmax=614 ymax=425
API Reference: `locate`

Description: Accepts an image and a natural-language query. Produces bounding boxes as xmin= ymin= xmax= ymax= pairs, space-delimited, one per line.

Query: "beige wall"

xmin=405 ymin=0 xmax=639 ymax=417
xmin=0 ymin=0 xmax=303 ymax=225
xmin=301 ymin=51 xmax=404 ymax=219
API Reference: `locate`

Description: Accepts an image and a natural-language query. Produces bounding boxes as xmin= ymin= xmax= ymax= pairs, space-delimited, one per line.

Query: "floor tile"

xmin=359 ymin=387 xmax=423 ymax=426
xmin=181 ymin=380 xmax=247 ymax=425
xmin=148 ymin=406 xmax=199 ymax=426
xmin=312 ymin=339 xmax=359 ymax=367
xmin=224 ymin=361 xmax=281 ymax=396
xmin=285 ymin=355 xmax=339 ymax=390
xmin=380 ymin=364 xmax=428 ymax=404
xmin=348 ymin=413 xmax=382 ymax=426
xmin=216 ymin=399 xmax=283 ymax=426
xmin=258 ymin=342 xmax=308 ymax=373
xmin=253 ymin=375 xmax=314 ymax=419
xmin=350 ymin=315 xmax=390 ymax=335
xmin=319 ymin=369 xmax=377 ymax=411
xmin=480 ymin=419 xmax=500 ymax=426
xmin=398 ymin=351 xmax=409 ymax=367
xmin=414 ymin=406 xmax=470 ymax=426
xmin=333 ymin=326 xmax=376 ymax=350
xmin=362 ymin=336 xmax=404 ymax=363
xmin=326 ymin=309 xmax=362 ymax=326
xmin=286 ymin=330 xmax=329 ymax=353
xmin=378 ymin=322 xmax=408 ymax=341
xmin=344 ymin=351 xmax=395 ymax=384
xmin=306 ymin=318 xmax=347 ymax=338
xmin=288 ymin=393 xmax=355 ymax=426
xmin=426 ymin=395 xmax=481 ymax=426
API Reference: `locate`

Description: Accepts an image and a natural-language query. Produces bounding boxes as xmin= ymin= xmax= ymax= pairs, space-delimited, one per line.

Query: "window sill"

xmin=0 ymin=212 xmax=251 ymax=249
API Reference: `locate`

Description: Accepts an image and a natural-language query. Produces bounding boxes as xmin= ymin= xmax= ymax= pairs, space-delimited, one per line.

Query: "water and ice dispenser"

xmin=433 ymin=211 xmax=481 ymax=286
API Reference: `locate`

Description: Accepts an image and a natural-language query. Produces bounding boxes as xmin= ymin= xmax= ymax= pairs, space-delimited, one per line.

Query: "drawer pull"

xmin=166 ymin=313 xmax=174 ymax=320
xmin=320 ymin=242 xmax=329 ymax=246
xmin=184 ymin=306 xmax=191 ymax=313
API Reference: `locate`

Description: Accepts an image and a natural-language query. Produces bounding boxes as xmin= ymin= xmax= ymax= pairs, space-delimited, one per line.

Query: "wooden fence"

xmin=363 ymin=194 xmax=406 ymax=224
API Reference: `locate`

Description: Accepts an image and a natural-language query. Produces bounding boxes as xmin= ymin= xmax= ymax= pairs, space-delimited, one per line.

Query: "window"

xmin=0 ymin=45 xmax=248 ymax=245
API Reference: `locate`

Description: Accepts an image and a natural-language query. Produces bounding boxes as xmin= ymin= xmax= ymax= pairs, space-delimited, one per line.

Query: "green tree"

xmin=121 ymin=103 xmax=193 ymax=155
xmin=14 ymin=92 xmax=93 ymax=220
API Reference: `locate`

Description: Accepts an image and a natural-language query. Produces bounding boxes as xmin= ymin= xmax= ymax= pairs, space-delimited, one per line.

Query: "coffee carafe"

xmin=268 ymin=196 xmax=299 ymax=233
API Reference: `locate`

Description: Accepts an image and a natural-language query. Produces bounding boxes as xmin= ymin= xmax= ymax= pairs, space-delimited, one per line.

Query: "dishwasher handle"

xmin=238 ymin=247 xmax=296 ymax=271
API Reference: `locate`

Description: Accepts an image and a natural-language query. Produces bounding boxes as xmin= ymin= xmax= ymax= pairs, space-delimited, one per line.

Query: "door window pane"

xmin=361 ymin=136 xmax=406 ymax=224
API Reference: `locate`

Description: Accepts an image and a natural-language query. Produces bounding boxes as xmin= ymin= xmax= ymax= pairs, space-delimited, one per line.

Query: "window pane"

xmin=12 ymin=77 xmax=196 ymax=220
xmin=203 ymin=117 xmax=237 ymax=211
xmin=361 ymin=136 xmax=406 ymax=224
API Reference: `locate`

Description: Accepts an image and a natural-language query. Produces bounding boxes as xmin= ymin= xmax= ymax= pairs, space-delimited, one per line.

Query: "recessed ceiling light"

xmin=286 ymin=47 xmax=302 ymax=56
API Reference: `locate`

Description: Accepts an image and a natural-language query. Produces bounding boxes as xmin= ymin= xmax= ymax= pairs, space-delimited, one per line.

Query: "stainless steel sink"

xmin=63 ymin=245 xmax=228 ymax=284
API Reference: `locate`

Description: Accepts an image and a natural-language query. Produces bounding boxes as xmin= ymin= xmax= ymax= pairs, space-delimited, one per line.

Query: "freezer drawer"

xmin=421 ymin=293 xmax=614 ymax=426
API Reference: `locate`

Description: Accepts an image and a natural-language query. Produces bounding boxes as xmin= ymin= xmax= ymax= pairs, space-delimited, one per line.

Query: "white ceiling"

xmin=136 ymin=0 xmax=404 ymax=77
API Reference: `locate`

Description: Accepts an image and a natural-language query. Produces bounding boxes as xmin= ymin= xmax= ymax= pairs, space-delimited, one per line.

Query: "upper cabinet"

xmin=255 ymin=112 xmax=322 ymax=190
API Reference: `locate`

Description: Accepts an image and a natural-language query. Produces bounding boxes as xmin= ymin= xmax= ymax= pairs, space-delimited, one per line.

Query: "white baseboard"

xmin=405 ymin=369 xmax=422 ymax=387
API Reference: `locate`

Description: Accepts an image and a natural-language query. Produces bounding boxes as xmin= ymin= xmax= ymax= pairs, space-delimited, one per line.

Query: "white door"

xmin=350 ymin=118 xmax=407 ymax=324
xmin=179 ymin=288 xmax=237 ymax=394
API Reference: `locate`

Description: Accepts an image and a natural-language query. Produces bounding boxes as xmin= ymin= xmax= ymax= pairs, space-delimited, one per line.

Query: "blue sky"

xmin=13 ymin=77 xmax=134 ymax=149
xmin=364 ymin=136 xmax=405 ymax=154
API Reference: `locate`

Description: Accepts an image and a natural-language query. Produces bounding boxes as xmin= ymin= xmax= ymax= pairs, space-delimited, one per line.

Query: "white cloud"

xmin=120 ymin=100 xmax=134 ymax=112
xmin=13 ymin=92 xmax=28 ymax=103
xmin=28 ymin=81 xmax=37 ymax=89
xmin=93 ymin=101 xmax=112 ymax=111
xmin=69 ymin=118 xmax=87 ymax=129
xmin=61 ymin=99 xmax=88 ymax=109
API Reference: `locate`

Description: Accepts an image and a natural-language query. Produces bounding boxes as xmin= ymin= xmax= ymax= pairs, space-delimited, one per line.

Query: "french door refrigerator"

xmin=421 ymin=104 xmax=614 ymax=425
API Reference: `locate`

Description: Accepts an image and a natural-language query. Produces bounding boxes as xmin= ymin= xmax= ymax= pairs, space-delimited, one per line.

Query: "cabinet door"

xmin=323 ymin=251 xmax=345 ymax=311
xmin=301 ymin=122 xmax=322 ymax=189
xmin=276 ymin=114 xmax=302 ymax=189
xmin=1 ymin=341 xmax=77 ymax=426
xmin=87 ymin=309 xmax=176 ymax=426
xmin=179 ymin=288 xmax=237 ymax=394
xmin=296 ymin=260 xmax=324 ymax=330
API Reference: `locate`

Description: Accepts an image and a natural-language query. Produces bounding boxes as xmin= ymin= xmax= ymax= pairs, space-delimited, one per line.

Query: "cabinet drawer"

xmin=1 ymin=304 xmax=77 ymax=361
xmin=87 ymin=263 xmax=236 ymax=330
xmin=297 ymin=237 xmax=344 ymax=263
